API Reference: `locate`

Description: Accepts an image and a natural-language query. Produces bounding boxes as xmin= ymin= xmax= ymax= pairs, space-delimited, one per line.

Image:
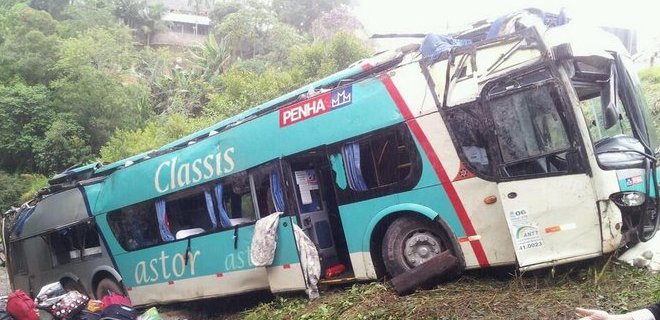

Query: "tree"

xmin=0 ymin=82 xmax=54 ymax=172
xmin=216 ymin=5 xmax=305 ymax=61
xmin=29 ymin=0 xmax=71 ymax=19
xmin=205 ymin=66 xmax=295 ymax=118
xmin=190 ymin=35 xmax=232 ymax=82
xmin=216 ymin=6 xmax=278 ymax=59
xmin=137 ymin=2 xmax=167 ymax=47
xmin=0 ymin=171 xmax=29 ymax=211
xmin=100 ymin=114 xmax=214 ymax=162
xmin=0 ymin=5 xmax=60 ymax=84
xmin=309 ymin=5 xmax=364 ymax=41
xmin=113 ymin=0 xmax=145 ymax=28
xmin=58 ymin=1 xmax=117 ymax=37
xmin=209 ymin=1 xmax=242 ymax=23
xmin=289 ymin=32 xmax=371 ymax=85
xmin=52 ymin=25 xmax=148 ymax=151
xmin=187 ymin=0 xmax=215 ymax=14
xmin=272 ymin=0 xmax=348 ymax=31
xmin=33 ymin=114 xmax=93 ymax=174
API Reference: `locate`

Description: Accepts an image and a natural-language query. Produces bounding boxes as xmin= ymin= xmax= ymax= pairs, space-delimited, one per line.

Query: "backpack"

xmin=6 ymin=290 xmax=38 ymax=320
xmin=100 ymin=293 xmax=132 ymax=309
xmin=99 ymin=304 xmax=138 ymax=320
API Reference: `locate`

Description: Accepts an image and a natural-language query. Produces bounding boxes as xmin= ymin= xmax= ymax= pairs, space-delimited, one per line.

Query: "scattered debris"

xmin=618 ymin=235 xmax=660 ymax=271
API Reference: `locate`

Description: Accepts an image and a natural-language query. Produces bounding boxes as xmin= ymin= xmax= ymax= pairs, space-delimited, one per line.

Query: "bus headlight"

xmin=610 ymin=192 xmax=646 ymax=207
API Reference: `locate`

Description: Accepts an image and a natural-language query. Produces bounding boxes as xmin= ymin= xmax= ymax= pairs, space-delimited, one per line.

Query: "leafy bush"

xmin=0 ymin=171 xmax=28 ymax=212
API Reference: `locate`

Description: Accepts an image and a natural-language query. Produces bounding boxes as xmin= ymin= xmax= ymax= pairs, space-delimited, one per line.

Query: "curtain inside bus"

xmin=12 ymin=206 xmax=35 ymax=236
xmin=270 ymin=170 xmax=285 ymax=212
xmin=155 ymin=200 xmax=174 ymax=241
xmin=203 ymin=189 xmax=218 ymax=229
xmin=342 ymin=143 xmax=368 ymax=191
xmin=213 ymin=184 xmax=232 ymax=228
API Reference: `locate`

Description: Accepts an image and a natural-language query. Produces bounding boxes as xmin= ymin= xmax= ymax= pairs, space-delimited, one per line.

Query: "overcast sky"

xmin=353 ymin=0 xmax=660 ymax=52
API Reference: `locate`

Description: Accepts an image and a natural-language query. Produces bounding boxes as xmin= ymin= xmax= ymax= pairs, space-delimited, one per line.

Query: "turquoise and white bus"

xmin=5 ymin=11 xmax=659 ymax=305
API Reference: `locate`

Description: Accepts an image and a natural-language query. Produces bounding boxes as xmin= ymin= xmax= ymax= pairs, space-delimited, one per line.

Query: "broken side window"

xmin=107 ymin=201 xmax=162 ymax=251
xmin=48 ymin=221 xmax=101 ymax=266
xmin=489 ymin=85 xmax=571 ymax=177
xmin=342 ymin=127 xmax=415 ymax=191
xmin=221 ymin=172 xmax=257 ymax=224
xmin=250 ymin=164 xmax=285 ymax=218
xmin=446 ymin=104 xmax=494 ymax=177
xmin=164 ymin=189 xmax=216 ymax=239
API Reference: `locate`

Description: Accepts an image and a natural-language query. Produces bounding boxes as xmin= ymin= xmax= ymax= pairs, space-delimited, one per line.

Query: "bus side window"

xmin=342 ymin=127 xmax=415 ymax=191
xmin=48 ymin=222 xmax=103 ymax=265
xmin=164 ymin=190 xmax=215 ymax=239
xmin=222 ymin=182 xmax=256 ymax=223
xmin=489 ymin=85 xmax=572 ymax=177
xmin=107 ymin=202 xmax=162 ymax=251
xmin=48 ymin=227 xmax=76 ymax=266
xmin=249 ymin=165 xmax=286 ymax=217
xmin=446 ymin=104 xmax=494 ymax=177
xmin=81 ymin=223 xmax=102 ymax=257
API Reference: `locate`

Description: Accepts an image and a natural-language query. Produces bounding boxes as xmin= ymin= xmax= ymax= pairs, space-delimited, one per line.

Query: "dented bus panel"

xmin=4 ymin=9 xmax=659 ymax=305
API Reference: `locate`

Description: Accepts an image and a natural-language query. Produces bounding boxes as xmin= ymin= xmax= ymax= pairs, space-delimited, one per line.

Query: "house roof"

xmin=161 ymin=12 xmax=211 ymax=25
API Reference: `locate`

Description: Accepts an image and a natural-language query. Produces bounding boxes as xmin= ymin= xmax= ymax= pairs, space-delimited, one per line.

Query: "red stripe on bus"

xmin=127 ymin=287 xmax=133 ymax=291
xmin=216 ymin=273 xmax=224 ymax=278
xmin=380 ymin=74 xmax=490 ymax=268
xmin=283 ymin=264 xmax=291 ymax=269
xmin=168 ymin=280 xmax=174 ymax=285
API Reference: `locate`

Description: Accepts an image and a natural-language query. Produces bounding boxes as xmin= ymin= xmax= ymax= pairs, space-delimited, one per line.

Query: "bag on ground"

xmin=7 ymin=289 xmax=39 ymax=320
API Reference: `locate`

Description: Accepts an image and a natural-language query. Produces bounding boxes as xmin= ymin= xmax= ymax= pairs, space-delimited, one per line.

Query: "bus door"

xmin=248 ymin=162 xmax=308 ymax=292
xmin=283 ymin=153 xmax=350 ymax=272
xmin=484 ymin=69 xmax=602 ymax=269
xmin=264 ymin=215 xmax=308 ymax=293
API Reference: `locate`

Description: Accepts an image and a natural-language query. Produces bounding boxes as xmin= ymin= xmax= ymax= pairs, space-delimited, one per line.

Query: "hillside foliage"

xmin=0 ymin=0 xmax=370 ymax=209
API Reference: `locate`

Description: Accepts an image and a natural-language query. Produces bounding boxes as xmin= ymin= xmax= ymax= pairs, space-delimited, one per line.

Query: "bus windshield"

xmin=574 ymin=54 xmax=658 ymax=168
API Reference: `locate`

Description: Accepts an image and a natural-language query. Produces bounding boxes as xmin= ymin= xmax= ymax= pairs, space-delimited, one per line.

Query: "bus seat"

xmin=229 ymin=218 xmax=252 ymax=226
xmin=175 ymin=228 xmax=205 ymax=239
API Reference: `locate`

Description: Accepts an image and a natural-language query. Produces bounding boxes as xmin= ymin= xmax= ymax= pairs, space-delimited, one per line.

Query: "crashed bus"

xmin=3 ymin=9 xmax=659 ymax=305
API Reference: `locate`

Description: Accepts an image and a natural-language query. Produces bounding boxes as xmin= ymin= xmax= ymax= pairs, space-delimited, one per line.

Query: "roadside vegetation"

xmin=0 ymin=0 xmax=369 ymax=211
xmin=235 ymin=258 xmax=659 ymax=319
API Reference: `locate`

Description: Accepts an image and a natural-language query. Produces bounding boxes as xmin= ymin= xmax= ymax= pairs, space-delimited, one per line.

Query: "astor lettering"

xmin=134 ymin=250 xmax=201 ymax=285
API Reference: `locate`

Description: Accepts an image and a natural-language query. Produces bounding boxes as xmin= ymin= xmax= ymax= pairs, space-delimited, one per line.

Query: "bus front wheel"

xmin=95 ymin=278 xmax=124 ymax=299
xmin=382 ymin=215 xmax=453 ymax=277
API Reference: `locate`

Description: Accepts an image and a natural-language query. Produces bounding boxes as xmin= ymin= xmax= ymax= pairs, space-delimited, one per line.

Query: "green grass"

xmin=235 ymin=258 xmax=659 ymax=320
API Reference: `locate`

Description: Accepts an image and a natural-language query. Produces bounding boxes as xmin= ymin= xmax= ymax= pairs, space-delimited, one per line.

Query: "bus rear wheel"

xmin=381 ymin=215 xmax=453 ymax=277
xmin=95 ymin=278 xmax=124 ymax=300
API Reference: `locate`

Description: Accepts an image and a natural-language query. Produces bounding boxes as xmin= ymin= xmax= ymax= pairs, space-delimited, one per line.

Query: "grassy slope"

xmin=235 ymin=258 xmax=659 ymax=320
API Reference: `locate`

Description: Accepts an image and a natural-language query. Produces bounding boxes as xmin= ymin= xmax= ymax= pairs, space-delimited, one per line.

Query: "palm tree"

xmin=138 ymin=3 xmax=167 ymax=47
xmin=114 ymin=0 xmax=146 ymax=28
xmin=190 ymin=35 xmax=231 ymax=82
xmin=187 ymin=0 xmax=216 ymax=14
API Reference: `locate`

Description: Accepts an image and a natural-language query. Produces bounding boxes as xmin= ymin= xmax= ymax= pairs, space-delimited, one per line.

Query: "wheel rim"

xmin=403 ymin=231 xmax=442 ymax=268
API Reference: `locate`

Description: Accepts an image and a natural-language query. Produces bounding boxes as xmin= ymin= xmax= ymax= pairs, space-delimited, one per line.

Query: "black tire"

xmin=381 ymin=215 xmax=454 ymax=277
xmin=95 ymin=278 xmax=124 ymax=299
